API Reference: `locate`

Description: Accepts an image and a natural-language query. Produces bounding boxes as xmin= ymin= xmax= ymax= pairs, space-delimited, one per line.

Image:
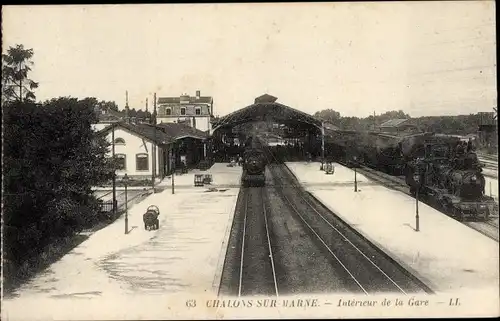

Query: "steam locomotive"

xmin=242 ymin=148 xmax=267 ymax=187
xmin=241 ymin=136 xmax=267 ymax=187
xmin=403 ymin=135 xmax=495 ymax=220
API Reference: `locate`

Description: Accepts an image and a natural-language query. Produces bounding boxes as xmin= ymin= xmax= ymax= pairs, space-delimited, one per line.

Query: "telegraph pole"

xmin=152 ymin=93 xmax=157 ymax=193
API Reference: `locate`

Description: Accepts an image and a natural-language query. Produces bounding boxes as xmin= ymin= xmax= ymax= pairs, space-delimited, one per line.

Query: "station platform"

xmin=157 ymin=162 xmax=243 ymax=189
xmin=3 ymin=163 xmax=242 ymax=320
xmin=285 ymin=161 xmax=499 ymax=296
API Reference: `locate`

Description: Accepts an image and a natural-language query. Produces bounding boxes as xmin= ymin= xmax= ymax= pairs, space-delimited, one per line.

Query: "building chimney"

xmin=196 ymin=90 xmax=200 ymax=99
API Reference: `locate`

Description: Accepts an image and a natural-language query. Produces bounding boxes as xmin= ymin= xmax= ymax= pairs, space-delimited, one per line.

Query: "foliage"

xmin=78 ymin=97 xmax=119 ymax=114
xmin=314 ymin=108 xmax=492 ymax=135
xmin=129 ymin=108 xmax=152 ymax=122
xmin=3 ymin=98 xmax=115 ymax=280
xmin=99 ymin=100 xmax=119 ymax=112
xmin=313 ymin=109 xmax=341 ymax=123
xmin=2 ymin=44 xmax=39 ymax=104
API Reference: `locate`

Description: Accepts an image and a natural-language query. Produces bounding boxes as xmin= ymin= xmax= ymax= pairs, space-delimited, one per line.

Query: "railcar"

xmin=339 ymin=131 xmax=407 ymax=175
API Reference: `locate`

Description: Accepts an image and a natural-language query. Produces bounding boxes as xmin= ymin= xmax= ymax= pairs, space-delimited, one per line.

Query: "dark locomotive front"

xmin=242 ymin=149 xmax=266 ymax=187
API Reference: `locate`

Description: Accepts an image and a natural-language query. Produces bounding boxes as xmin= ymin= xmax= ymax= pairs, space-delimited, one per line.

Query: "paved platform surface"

xmin=3 ymin=163 xmax=242 ymax=320
xmin=286 ymin=162 xmax=499 ymax=296
xmin=158 ymin=163 xmax=243 ymax=189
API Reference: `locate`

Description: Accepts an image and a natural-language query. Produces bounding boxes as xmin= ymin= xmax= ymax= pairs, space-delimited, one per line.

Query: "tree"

xmin=3 ymin=97 xmax=115 ymax=287
xmin=2 ymin=44 xmax=39 ymax=104
xmin=378 ymin=110 xmax=410 ymax=120
xmin=100 ymin=100 xmax=119 ymax=112
xmin=313 ymin=109 xmax=342 ymax=125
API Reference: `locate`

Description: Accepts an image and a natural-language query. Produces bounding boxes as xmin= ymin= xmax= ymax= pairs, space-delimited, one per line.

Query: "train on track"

xmin=335 ymin=131 xmax=496 ymax=220
xmin=241 ymin=136 xmax=267 ymax=187
xmin=401 ymin=133 xmax=496 ymax=221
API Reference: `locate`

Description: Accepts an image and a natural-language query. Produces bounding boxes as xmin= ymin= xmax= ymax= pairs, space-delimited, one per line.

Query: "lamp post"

xmin=123 ymin=173 xmax=129 ymax=234
xmin=112 ymin=125 xmax=117 ymax=217
xmin=413 ymin=173 xmax=420 ymax=232
xmin=171 ymin=143 xmax=176 ymax=195
xmin=321 ymin=122 xmax=325 ymax=166
xmin=353 ymin=156 xmax=358 ymax=192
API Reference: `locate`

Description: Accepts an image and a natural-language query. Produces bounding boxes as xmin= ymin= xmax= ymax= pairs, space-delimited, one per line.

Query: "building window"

xmin=136 ymin=153 xmax=149 ymax=171
xmin=195 ymin=107 xmax=201 ymax=115
xmin=166 ymin=108 xmax=172 ymax=116
xmin=114 ymin=137 xmax=125 ymax=145
xmin=181 ymin=107 xmax=186 ymax=115
xmin=115 ymin=154 xmax=126 ymax=170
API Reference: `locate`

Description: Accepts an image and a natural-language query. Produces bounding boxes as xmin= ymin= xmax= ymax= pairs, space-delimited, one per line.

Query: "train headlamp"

xmin=470 ymin=175 xmax=477 ymax=182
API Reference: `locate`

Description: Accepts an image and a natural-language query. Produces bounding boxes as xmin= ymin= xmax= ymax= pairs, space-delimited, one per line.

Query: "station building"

xmin=98 ymin=122 xmax=208 ymax=180
xmin=156 ymin=90 xmax=214 ymax=133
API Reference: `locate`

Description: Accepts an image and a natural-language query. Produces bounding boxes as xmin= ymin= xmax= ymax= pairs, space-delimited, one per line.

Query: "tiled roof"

xmin=97 ymin=122 xmax=174 ymax=145
xmin=155 ymin=122 xmax=208 ymax=140
xmin=157 ymin=96 xmax=213 ymax=104
xmin=379 ymin=118 xmax=410 ymax=127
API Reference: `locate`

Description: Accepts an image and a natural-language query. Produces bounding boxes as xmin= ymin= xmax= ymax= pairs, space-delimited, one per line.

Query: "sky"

xmin=2 ymin=2 xmax=497 ymax=118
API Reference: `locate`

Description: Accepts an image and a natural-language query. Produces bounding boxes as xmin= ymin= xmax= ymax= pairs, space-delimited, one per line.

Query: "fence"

xmin=98 ymin=200 xmax=115 ymax=213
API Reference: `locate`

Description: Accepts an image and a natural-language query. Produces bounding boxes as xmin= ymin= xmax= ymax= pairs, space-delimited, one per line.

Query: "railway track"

xmin=337 ymin=161 xmax=499 ymax=242
xmin=480 ymin=158 xmax=498 ymax=166
xmin=218 ymin=187 xmax=279 ymax=297
xmin=477 ymin=153 xmax=498 ymax=162
xmin=219 ymin=154 xmax=431 ymax=295
xmin=268 ymin=164 xmax=430 ymax=294
xmin=226 ymin=140 xmax=433 ymax=294
xmin=237 ymin=187 xmax=279 ymax=297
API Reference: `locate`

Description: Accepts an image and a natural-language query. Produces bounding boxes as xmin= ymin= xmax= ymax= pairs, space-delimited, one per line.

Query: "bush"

xmin=3 ymin=98 xmax=114 ymax=288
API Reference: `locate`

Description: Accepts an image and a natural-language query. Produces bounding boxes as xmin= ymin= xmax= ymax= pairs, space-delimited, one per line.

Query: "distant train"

xmin=334 ymin=131 xmax=408 ymax=175
xmin=241 ymin=136 xmax=267 ymax=187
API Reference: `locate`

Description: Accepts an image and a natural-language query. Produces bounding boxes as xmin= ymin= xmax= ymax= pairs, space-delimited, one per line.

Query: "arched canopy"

xmin=212 ymin=94 xmax=324 ymax=134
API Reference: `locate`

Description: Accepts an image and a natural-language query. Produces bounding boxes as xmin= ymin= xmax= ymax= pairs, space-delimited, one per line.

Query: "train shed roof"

xmin=212 ymin=94 xmax=325 ymax=132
